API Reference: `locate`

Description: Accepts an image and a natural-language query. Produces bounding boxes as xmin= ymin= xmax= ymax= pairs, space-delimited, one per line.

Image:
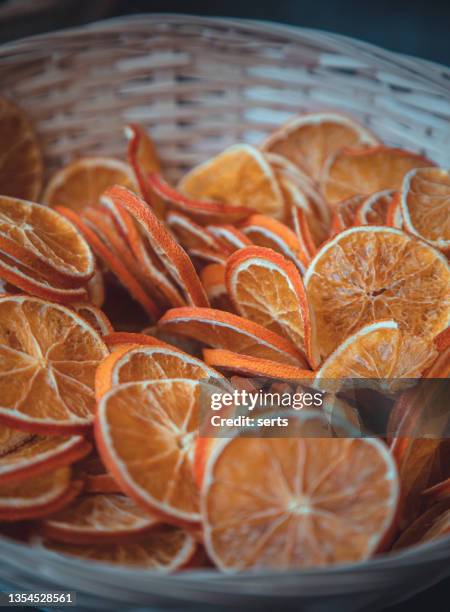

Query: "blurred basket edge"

xmin=0 ymin=14 xmax=449 ymax=184
xmin=0 ymin=13 xmax=449 ymax=611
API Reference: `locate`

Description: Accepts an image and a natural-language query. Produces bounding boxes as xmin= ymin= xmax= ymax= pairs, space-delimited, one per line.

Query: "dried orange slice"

xmin=0 ymin=96 xmax=43 ymax=201
xmin=315 ymin=321 xmax=437 ymax=386
xmin=96 ymin=379 xmax=203 ymax=525
xmin=100 ymin=196 xmax=185 ymax=309
xmin=329 ymin=195 xmax=365 ymax=236
xmin=188 ymin=247 xmax=227 ymax=266
xmin=158 ymin=307 xmax=307 ymax=366
xmin=167 ymin=211 xmax=223 ymax=252
xmin=0 ymin=250 xmax=87 ymax=304
xmin=291 ymin=207 xmax=319 ymax=260
xmin=34 ymin=524 xmax=196 ymax=570
xmin=81 ymin=205 xmax=166 ymax=309
xmin=395 ymin=439 xmax=444 ymax=529
xmin=262 ymin=112 xmax=378 ymax=183
xmin=41 ymin=493 xmax=159 ymax=544
xmin=386 ymin=192 xmax=403 ymax=229
xmin=104 ymin=186 xmax=209 ymax=307
xmin=266 ymin=152 xmax=330 ymax=224
xmin=125 ymin=123 xmax=165 ymax=218
xmin=200 ymin=263 xmax=235 ymax=312
xmin=0 ymin=467 xmax=81 ymax=521
xmin=56 ymin=206 xmax=160 ymax=322
xmin=179 ymin=144 xmax=284 ymax=218
xmin=435 ymin=327 xmax=450 ymax=352
xmin=304 ymin=226 xmax=450 ymax=359
xmin=148 ymin=174 xmax=253 ymax=224
xmin=401 ymin=167 xmax=450 ymax=252
xmin=240 ymin=214 xmax=309 ymax=273
xmin=86 ymin=268 xmax=105 ymax=307
xmin=95 ymin=343 xmax=224 ymax=400
xmin=0 ymin=295 xmax=108 ymax=435
xmin=0 ymin=425 xmax=31 ymax=457
xmin=323 ymin=146 xmax=432 ymax=206
xmin=202 ymin=412 xmax=399 ymax=569
xmin=353 ymin=190 xmax=395 ymax=225
xmin=392 ymin=499 xmax=450 ymax=550
xmin=73 ymin=452 xmax=121 ymax=494
xmin=71 ymin=303 xmax=113 ymax=336
xmin=0 ymin=196 xmax=95 ymax=287
xmin=226 ymin=246 xmax=316 ymax=367
xmin=203 ymin=349 xmax=314 ymax=380
xmin=147 ymin=173 xmax=252 ymax=224
xmin=207 ymin=225 xmax=251 ymax=252
xmin=0 ymin=435 xmax=91 ymax=484
xmin=423 ymin=477 xmax=450 ymax=503
xmin=44 ymin=158 xmax=137 ymax=213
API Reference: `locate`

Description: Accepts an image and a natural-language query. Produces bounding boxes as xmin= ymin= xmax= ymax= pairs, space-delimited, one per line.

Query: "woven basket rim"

xmin=0 ymin=13 xmax=449 ymax=94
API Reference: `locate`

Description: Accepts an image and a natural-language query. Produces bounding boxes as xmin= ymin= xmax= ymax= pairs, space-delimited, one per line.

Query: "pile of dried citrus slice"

xmin=0 ymin=96 xmax=448 ymax=574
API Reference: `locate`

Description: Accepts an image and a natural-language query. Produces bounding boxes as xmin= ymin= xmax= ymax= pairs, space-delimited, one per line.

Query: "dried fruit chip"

xmin=179 ymin=144 xmax=284 ymax=218
xmin=96 ymin=379 xmax=203 ymax=525
xmin=44 ymin=157 xmax=137 ymax=213
xmin=203 ymin=349 xmax=314 ymax=380
xmin=315 ymin=321 xmax=437 ymax=385
xmin=71 ymin=303 xmax=113 ymax=337
xmin=0 ymin=468 xmax=81 ymax=521
xmin=262 ymin=112 xmax=378 ymax=183
xmin=41 ymin=493 xmax=159 ymax=543
xmin=202 ymin=412 xmax=399 ymax=569
xmin=354 ymin=190 xmax=395 ymax=225
xmin=158 ymin=307 xmax=307 ymax=366
xmin=0 ymin=196 xmax=94 ymax=287
xmin=240 ymin=214 xmax=308 ymax=273
xmin=226 ymin=246 xmax=316 ymax=367
xmin=0 ymin=295 xmax=108 ymax=434
xmin=103 ymin=186 xmax=209 ymax=307
xmin=95 ymin=343 xmax=224 ymax=399
xmin=304 ymin=226 xmax=450 ymax=359
xmin=0 ymin=435 xmax=91 ymax=484
xmin=401 ymin=167 xmax=450 ymax=252
xmin=323 ymin=146 xmax=432 ymax=206
xmin=33 ymin=524 xmax=196 ymax=571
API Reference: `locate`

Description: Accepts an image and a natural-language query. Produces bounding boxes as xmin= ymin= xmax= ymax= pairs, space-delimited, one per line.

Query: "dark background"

xmin=0 ymin=1 xmax=448 ymax=611
xmin=0 ymin=0 xmax=450 ymax=66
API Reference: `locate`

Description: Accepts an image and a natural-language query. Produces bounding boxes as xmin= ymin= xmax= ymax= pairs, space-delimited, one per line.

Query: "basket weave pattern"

xmin=0 ymin=14 xmax=449 ymax=184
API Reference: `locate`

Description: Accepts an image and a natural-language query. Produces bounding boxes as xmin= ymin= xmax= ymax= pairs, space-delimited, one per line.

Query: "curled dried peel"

xmin=304 ymin=226 xmax=450 ymax=359
xmin=0 ymin=296 xmax=108 ymax=434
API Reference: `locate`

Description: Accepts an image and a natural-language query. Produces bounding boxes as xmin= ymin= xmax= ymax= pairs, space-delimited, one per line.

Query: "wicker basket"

xmin=0 ymin=14 xmax=449 ymax=612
